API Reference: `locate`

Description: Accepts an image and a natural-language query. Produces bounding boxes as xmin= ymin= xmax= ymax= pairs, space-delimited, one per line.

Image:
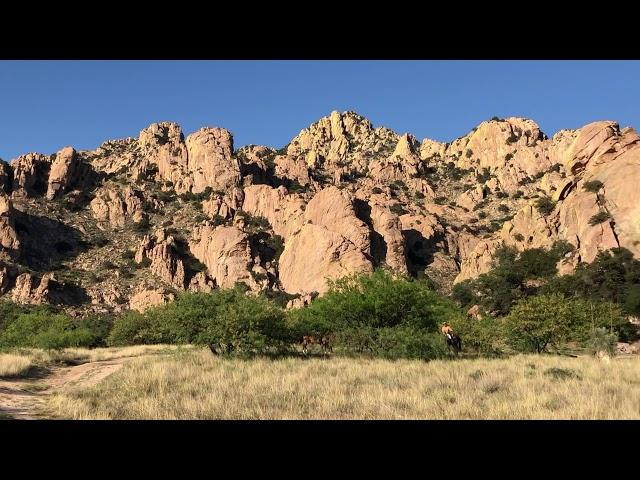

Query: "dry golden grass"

xmin=0 ymin=353 xmax=35 ymax=377
xmin=0 ymin=345 xmax=188 ymax=377
xmin=46 ymin=349 xmax=640 ymax=419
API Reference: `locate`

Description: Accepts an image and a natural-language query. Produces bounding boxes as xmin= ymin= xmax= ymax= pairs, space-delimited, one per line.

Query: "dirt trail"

xmin=0 ymin=357 xmax=133 ymax=420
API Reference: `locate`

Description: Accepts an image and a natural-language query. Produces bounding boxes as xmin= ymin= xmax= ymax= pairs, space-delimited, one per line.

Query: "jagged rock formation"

xmin=0 ymin=193 xmax=20 ymax=252
xmin=0 ymin=110 xmax=639 ymax=315
xmin=90 ymin=184 xmax=147 ymax=228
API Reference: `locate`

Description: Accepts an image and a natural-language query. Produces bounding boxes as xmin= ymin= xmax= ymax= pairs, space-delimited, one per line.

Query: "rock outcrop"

xmin=186 ymin=127 xmax=239 ymax=193
xmin=1 ymin=111 xmax=640 ymax=313
xmin=90 ymin=185 xmax=146 ymax=228
xmin=10 ymin=153 xmax=51 ymax=197
xmin=189 ymin=225 xmax=255 ymax=289
xmin=129 ymin=286 xmax=176 ymax=312
xmin=0 ymin=193 xmax=20 ymax=252
xmin=135 ymin=229 xmax=186 ymax=289
xmin=279 ymin=223 xmax=373 ymax=295
xmin=10 ymin=272 xmax=56 ymax=305
xmin=46 ymin=147 xmax=81 ymax=200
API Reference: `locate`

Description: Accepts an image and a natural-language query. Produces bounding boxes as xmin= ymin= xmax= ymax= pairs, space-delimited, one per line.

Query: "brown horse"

xmin=302 ymin=334 xmax=334 ymax=355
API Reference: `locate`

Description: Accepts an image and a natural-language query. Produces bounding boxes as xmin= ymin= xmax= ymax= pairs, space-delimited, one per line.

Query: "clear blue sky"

xmin=1 ymin=61 xmax=639 ymax=161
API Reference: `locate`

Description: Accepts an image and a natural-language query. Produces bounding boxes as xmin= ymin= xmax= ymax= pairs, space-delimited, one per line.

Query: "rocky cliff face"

xmin=1 ymin=111 xmax=639 ymax=314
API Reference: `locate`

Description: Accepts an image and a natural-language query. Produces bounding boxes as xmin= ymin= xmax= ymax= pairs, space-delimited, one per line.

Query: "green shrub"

xmin=236 ymin=211 xmax=272 ymax=232
xmin=195 ymin=291 xmax=290 ymax=356
xmin=583 ymin=180 xmax=604 ymax=193
xmin=450 ymin=316 xmax=504 ymax=355
xmin=588 ymin=327 xmax=617 ymax=357
xmin=372 ymin=187 xmax=383 ymax=194
xmin=588 ymin=211 xmax=610 ymax=226
xmin=497 ymin=204 xmax=510 ymax=213
xmin=457 ymin=245 xmax=568 ymax=316
xmin=505 ymin=294 xmax=574 ymax=353
xmin=390 ymin=203 xmax=408 ymax=215
xmin=514 ymin=233 xmax=525 ymax=242
xmin=541 ymin=247 xmax=640 ymax=322
xmin=288 ymin=270 xmax=462 ymax=360
xmin=0 ymin=312 xmax=93 ymax=350
xmin=369 ymin=327 xmax=448 ymax=360
xmin=108 ymin=289 xmax=290 ymax=356
xmin=476 ymin=168 xmax=491 ymax=183
xmin=107 ymin=311 xmax=158 ymax=346
xmin=504 ymin=294 xmax=624 ymax=353
xmin=535 ymin=196 xmax=556 ymax=216
xmin=79 ymin=314 xmax=115 ymax=348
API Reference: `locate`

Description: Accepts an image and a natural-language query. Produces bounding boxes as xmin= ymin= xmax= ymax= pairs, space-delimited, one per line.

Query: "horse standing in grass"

xmin=302 ymin=335 xmax=334 ymax=355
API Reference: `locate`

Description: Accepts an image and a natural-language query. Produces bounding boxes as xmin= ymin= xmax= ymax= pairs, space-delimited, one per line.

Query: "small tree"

xmin=505 ymin=294 xmax=574 ymax=353
xmin=535 ymin=196 xmax=556 ymax=216
xmin=588 ymin=211 xmax=610 ymax=226
xmin=588 ymin=327 xmax=617 ymax=357
xmin=583 ymin=180 xmax=604 ymax=193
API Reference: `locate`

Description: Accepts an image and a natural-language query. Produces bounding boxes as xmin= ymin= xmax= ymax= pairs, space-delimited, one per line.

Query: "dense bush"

xmin=476 ymin=168 xmax=492 ymax=183
xmin=450 ymin=316 xmax=505 ymax=355
xmin=452 ymin=243 xmax=574 ymax=315
xmin=369 ymin=327 xmax=448 ymax=360
xmin=389 ymin=203 xmax=408 ymax=215
xmin=235 ymin=211 xmax=272 ymax=232
xmin=588 ymin=211 xmax=610 ymax=226
xmin=535 ymin=196 xmax=556 ymax=216
xmin=288 ymin=270 xmax=462 ymax=360
xmin=108 ymin=288 xmax=290 ymax=356
xmin=588 ymin=327 xmax=617 ymax=357
xmin=504 ymin=294 xmax=624 ymax=353
xmin=583 ymin=180 xmax=603 ymax=193
xmin=79 ymin=314 xmax=115 ymax=348
xmin=541 ymin=248 xmax=640 ymax=323
xmin=0 ymin=311 xmax=94 ymax=350
xmin=196 ymin=293 xmax=290 ymax=356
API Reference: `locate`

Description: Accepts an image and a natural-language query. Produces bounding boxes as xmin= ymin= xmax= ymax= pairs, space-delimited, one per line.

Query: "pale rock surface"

xmin=46 ymin=147 xmax=81 ymax=200
xmin=189 ymin=225 xmax=255 ymax=289
xmin=185 ymin=127 xmax=239 ymax=193
xmin=279 ymin=223 xmax=373 ymax=295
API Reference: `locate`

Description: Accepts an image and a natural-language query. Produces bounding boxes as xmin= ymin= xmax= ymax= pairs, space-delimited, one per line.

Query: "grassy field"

xmin=44 ymin=349 xmax=640 ymax=419
xmin=0 ymin=345 xmax=185 ymax=378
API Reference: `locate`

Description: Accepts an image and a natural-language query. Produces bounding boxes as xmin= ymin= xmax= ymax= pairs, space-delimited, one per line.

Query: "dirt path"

xmin=0 ymin=357 xmax=133 ymax=420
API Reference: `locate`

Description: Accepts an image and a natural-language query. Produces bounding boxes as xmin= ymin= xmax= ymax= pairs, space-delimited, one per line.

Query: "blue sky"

xmin=1 ymin=60 xmax=638 ymax=161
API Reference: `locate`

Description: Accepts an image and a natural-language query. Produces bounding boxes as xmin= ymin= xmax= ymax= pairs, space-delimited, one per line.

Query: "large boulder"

xmin=279 ymin=223 xmax=373 ymax=295
xmin=138 ymin=122 xmax=190 ymax=193
xmin=185 ymin=127 xmax=239 ymax=193
xmin=189 ymin=225 xmax=255 ymax=289
xmin=46 ymin=146 xmax=81 ymax=200
xmin=90 ymin=185 xmax=146 ymax=228
xmin=0 ymin=193 xmax=20 ymax=252
xmin=10 ymin=153 xmax=51 ymax=197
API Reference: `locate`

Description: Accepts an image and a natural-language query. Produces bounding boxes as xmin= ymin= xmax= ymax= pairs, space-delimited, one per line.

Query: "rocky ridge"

xmin=0 ymin=112 xmax=638 ymax=313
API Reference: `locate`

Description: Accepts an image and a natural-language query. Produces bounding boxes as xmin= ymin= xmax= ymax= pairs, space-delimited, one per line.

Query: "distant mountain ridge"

xmin=0 ymin=110 xmax=638 ymax=314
